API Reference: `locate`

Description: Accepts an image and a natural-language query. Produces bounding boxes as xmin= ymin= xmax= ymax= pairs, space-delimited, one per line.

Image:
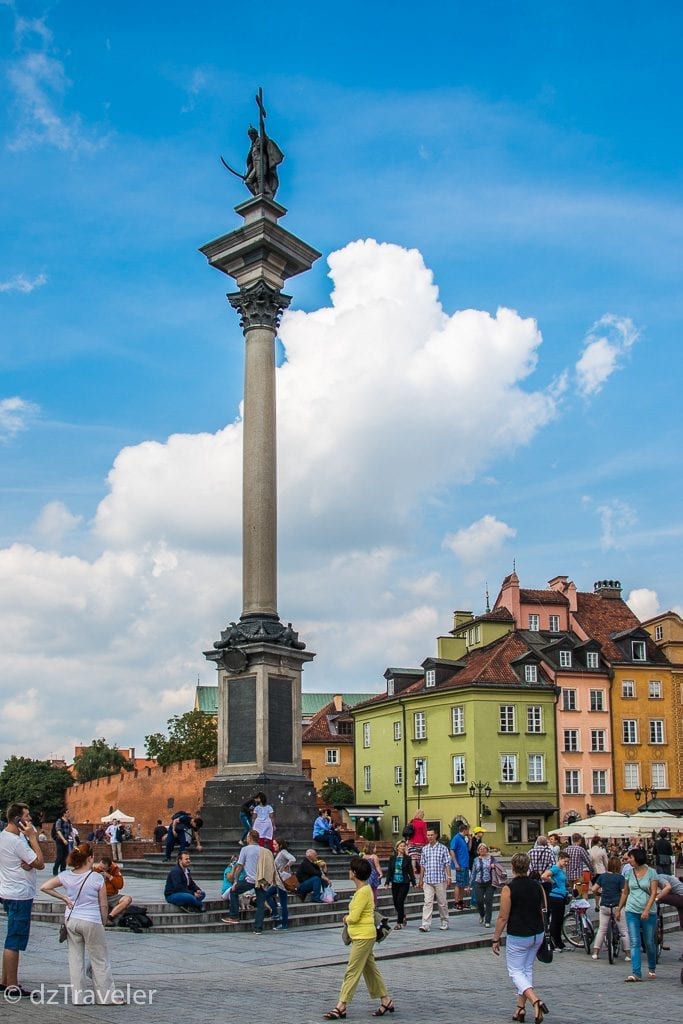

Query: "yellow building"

xmin=642 ymin=611 xmax=683 ymax=809
xmin=302 ymin=696 xmax=357 ymax=796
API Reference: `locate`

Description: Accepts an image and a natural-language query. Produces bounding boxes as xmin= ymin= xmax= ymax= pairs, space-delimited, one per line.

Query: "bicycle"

xmin=562 ymin=898 xmax=595 ymax=954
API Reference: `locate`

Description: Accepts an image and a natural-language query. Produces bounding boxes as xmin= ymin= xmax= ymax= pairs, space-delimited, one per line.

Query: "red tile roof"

xmin=573 ymin=591 xmax=668 ymax=664
xmin=302 ymin=700 xmax=354 ymax=743
xmin=520 ymin=589 xmax=569 ymax=606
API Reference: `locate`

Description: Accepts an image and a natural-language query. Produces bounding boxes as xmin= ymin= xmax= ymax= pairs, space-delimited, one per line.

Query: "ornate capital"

xmin=228 ymin=281 xmax=291 ymax=332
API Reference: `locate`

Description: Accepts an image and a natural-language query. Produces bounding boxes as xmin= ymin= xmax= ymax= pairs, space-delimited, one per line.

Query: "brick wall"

xmin=65 ymin=761 xmax=216 ymax=839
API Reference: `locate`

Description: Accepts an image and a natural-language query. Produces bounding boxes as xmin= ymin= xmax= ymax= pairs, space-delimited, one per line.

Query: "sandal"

xmin=372 ymin=1000 xmax=395 ymax=1016
xmin=512 ymin=1008 xmax=525 ymax=1022
xmin=532 ymin=1000 xmax=548 ymax=1023
xmin=647 ymin=971 xmax=656 ymax=978
xmin=624 ymin=975 xmax=641 ymax=982
xmin=323 ymin=1008 xmax=346 ymax=1020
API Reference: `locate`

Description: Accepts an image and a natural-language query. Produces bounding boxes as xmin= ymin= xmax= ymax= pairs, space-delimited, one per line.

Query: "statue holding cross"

xmin=221 ymin=88 xmax=284 ymax=200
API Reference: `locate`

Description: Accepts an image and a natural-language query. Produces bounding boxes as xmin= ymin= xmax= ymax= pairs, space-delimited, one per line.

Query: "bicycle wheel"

xmin=655 ymin=911 xmax=664 ymax=963
xmin=562 ymin=912 xmax=584 ymax=947
xmin=583 ymin=915 xmax=594 ymax=955
xmin=606 ymin=917 xmax=615 ymax=964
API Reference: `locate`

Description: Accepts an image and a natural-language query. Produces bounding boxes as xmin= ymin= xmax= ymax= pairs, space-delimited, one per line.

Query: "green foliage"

xmin=0 ymin=756 xmax=73 ymax=823
xmin=145 ymin=710 xmax=217 ymax=768
xmin=72 ymin=739 xmax=134 ymax=783
xmin=319 ymin=779 xmax=355 ymax=806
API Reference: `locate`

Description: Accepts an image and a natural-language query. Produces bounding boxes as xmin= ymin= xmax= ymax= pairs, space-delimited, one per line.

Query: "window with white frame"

xmin=622 ymin=720 xmax=638 ymax=744
xmin=559 ymin=649 xmax=572 ymax=668
xmin=549 ymin=614 xmax=560 ymax=632
xmin=499 ymin=705 xmax=516 ymax=732
xmin=425 ymin=668 xmax=436 ymax=688
xmin=363 ymin=765 xmax=371 ymax=791
xmin=654 ymin=624 xmax=663 ymax=641
xmin=527 ymin=705 xmax=543 ymax=733
xmin=622 ymin=679 xmax=635 ymax=698
xmin=393 ymin=720 xmax=402 ymax=741
xmin=590 ymin=689 xmax=605 ymax=712
xmin=475 ymin=624 xmax=481 ymax=642
xmin=452 ymin=754 xmax=466 ymax=784
xmin=651 ymin=763 xmax=667 ymax=788
xmin=414 ymin=759 xmax=428 ymax=786
xmin=414 ymin=711 xmax=427 ymax=740
xmin=528 ymin=613 xmax=540 ymax=631
xmin=325 ymin=748 xmax=340 ymax=765
xmin=528 ymin=754 xmax=545 ymax=782
xmin=649 ymin=719 xmax=665 ymax=744
xmin=500 ymin=753 xmax=518 ymax=782
xmin=586 ymin=651 xmax=599 ymax=669
xmin=451 ymin=706 xmax=465 ymax=735
xmin=562 ymin=688 xmax=577 ymax=711
xmin=590 ymin=729 xmax=607 ymax=752
xmin=387 ymin=679 xmax=394 ymax=696
xmin=648 ymin=679 xmax=662 ymax=699
xmin=392 ymin=815 xmax=400 ymax=834
xmin=624 ymin=763 xmax=640 ymax=790
xmin=394 ymin=765 xmax=403 ymax=786
xmin=632 ymin=640 xmax=646 ymax=661
xmin=363 ymin=722 xmax=371 ymax=747
xmin=563 ymin=729 xmax=580 ymax=752
xmin=524 ymin=664 xmax=538 ymax=683
xmin=592 ymin=769 xmax=608 ymax=795
xmin=565 ymin=769 xmax=581 ymax=794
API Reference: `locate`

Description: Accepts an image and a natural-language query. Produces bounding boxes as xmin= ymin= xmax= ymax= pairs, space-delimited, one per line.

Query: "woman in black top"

xmin=492 ymin=852 xmax=549 ymax=1024
xmin=385 ymin=839 xmax=416 ymax=928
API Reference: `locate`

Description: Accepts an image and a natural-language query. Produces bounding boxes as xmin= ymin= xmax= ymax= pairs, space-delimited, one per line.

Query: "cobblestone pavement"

xmin=3 ymin=906 xmax=681 ymax=1023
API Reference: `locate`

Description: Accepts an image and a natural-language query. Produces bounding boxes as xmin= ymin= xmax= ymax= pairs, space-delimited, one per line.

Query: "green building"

xmin=351 ymin=614 xmax=560 ymax=853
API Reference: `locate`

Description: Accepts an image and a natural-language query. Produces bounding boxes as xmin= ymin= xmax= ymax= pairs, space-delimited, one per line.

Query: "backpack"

xmin=118 ymin=905 xmax=153 ymax=933
xmin=402 ymin=823 xmax=415 ymax=839
xmin=51 ymin=821 xmax=58 ymax=839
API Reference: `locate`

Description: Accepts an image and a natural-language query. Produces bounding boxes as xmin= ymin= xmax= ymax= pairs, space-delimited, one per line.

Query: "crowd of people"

xmin=2 ymin=795 xmax=681 ymax=1009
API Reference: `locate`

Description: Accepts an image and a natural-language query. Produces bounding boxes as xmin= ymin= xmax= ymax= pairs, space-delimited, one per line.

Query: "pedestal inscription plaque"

xmin=227 ymin=676 xmax=256 ymax=763
xmin=268 ymin=676 xmax=293 ymax=763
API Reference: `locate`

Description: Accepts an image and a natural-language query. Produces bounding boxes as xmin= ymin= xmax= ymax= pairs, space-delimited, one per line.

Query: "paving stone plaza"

xmin=4 ymin=868 xmax=681 ymax=1022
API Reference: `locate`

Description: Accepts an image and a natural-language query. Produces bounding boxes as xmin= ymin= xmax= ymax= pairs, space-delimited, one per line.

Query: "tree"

xmin=319 ymin=779 xmax=355 ymax=806
xmin=145 ymin=710 xmax=217 ymax=768
xmin=0 ymin=756 xmax=73 ymax=823
xmin=72 ymin=739 xmax=134 ymax=783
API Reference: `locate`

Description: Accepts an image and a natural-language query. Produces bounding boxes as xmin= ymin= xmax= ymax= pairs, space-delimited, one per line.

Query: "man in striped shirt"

xmin=418 ymin=829 xmax=451 ymax=932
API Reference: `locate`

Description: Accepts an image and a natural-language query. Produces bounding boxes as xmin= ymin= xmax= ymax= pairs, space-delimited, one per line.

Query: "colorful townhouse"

xmin=641 ymin=610 xmax=683 ymax=810
xmin=350 ymin=620 xmax=559 ymax=853
xmin=494 ymin=574 xmax=677 ymax=815
xmin=494 ymin=573 xmax=615 ymax=823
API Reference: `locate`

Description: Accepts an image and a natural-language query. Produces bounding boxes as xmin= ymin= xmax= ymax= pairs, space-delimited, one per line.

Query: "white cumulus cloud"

xmin=575 ymin=314 xmax=639 ymax=397
xmin=0 ymin=272 xmax=47 ymax=293
xmin=596 ymin=498 xmax=637 ymax=550
xmin=0 ymin=240 xmax=559 ymax=762
xmin=626 ymin=587 xmax=659 ymax=622
xmin=32 ymin=501 xmax=82 ymax=546
xmin=443 ymin=515 xmax=517 ymax=565
xmin=0 ymin=396 xmax=39 ymax=440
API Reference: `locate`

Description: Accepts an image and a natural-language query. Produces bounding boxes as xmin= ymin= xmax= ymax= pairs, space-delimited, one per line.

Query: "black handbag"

xmin=536 ymin=885 xmax=553 ymax=963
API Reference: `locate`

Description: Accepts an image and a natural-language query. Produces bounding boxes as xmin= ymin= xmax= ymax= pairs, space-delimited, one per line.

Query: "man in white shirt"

xmin=105 ymin=820 xmax=123 ymax=862
xmin=0 ymin=802 xmax=45 ymax=998
xmin=221 ymin=830 xmax=270 ymax=932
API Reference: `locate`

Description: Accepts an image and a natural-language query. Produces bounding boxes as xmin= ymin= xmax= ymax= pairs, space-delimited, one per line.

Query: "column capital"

xmin=228 ymin=281 xmax=291 ymax=332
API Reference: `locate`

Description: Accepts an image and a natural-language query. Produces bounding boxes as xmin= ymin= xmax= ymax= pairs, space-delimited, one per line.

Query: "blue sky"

xmin=1 ymin=0 xmax=682 ymax=765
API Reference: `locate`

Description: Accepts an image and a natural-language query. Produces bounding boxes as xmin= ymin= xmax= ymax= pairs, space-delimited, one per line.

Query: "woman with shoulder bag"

xmin=472 ymin=843 xmax=496 ymax=927
xmin=265 ymin=837 xmax=296 ymax=929
xmin=40 ymin=842 xmax=124 ymax=1005
xmin=385 ymin=839 xmax=416 ymax=929
xmin=324 ymin=857 xmax=394 ymax=1020
xmin=491 ymin=852 xmax=549 ymax=1024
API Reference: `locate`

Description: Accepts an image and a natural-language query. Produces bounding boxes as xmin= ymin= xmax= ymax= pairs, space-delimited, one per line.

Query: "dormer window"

xmin=586 ymin=651 xmax=599 ymax=669
xmin=632 ymin=640 xmax=646 ymax=662
xmin=559 ymin=650 xmax=572 ymax=668
xmin=654 ymin=625 xmax=663 ymax=641
xmin=524 ymin=664 xmax=538 ymax=683
xmin=387 ymin=678 xmax=394 ymax=696
xmin=425 ymin=669 xmax=436 ymax=688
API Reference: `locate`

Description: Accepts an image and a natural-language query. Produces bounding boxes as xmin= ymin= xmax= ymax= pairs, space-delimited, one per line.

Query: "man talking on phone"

xmin=0 ymin=802 xmax=45 ymax=998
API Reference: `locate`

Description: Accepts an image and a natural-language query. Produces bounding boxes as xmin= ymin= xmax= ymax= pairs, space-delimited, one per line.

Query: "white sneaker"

xmin=419 ymin=926 xmax=430 ymax=932
xmin=624 ymin=955 xmax=631 ymax=961
xmin=591 ymin=954 xmax=598 ymax=960
xmin=440 ymin=922 xmax=449 ymax=930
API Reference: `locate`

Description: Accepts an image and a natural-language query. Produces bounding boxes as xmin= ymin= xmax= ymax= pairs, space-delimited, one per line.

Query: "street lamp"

xmin=634 ymin=785 xmax=657 ymax=809
xmin=415 ymin=758 xmax=426 ymax=809
xmin=469 ymin=780 xmax=492 ymax=826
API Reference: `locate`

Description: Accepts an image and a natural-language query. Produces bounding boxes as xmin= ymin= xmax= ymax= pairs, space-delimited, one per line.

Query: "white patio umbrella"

xmin=627 ymin=811 xmax=682 ymax=834
xmin=559 ymin=811 xmax=634 ymax=839
xmin=100 ymin=808 xmax=135 ymax=823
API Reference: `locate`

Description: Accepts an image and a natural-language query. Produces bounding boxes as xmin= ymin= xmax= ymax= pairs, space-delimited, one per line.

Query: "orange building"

xmin=641 ymin=610 xmax=683 ymax=808
xmin=302 ymin=696 xmax=356 ymax=796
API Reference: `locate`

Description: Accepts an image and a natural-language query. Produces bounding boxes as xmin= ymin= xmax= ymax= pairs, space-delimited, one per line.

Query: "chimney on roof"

xmin=333 ymin=695 xmax=343 ymax=712
xmin=453 ymin=610 xmax=473 ymax=628
xmin=593 ymin=579 xmax=622 ymax=599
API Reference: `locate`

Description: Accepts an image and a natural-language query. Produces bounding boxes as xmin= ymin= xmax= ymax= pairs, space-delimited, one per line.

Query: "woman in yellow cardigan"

xmin=324 ymin=856 xmax=394 ymax=1019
